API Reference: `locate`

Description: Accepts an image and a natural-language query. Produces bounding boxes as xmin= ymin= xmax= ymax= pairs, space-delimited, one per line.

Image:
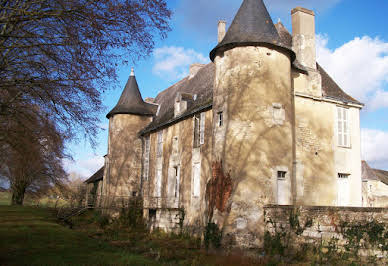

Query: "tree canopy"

xmin=0 ymin=0 xmax=172 ymax=204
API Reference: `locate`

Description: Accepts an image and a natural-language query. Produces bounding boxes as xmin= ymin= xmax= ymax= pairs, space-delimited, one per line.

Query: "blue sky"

xmin=65 ymin=0 xmax=388 ymax=178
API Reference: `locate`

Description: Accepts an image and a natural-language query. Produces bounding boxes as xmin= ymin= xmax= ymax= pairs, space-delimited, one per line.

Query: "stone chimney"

xmin=218 ymin=20 xmax=226 ymax=43
xmin=291 ymin=7 xmax=316 ymax=70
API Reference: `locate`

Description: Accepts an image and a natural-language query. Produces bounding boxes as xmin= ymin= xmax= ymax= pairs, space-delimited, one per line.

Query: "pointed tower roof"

xmin=106 ymin=68 xmax=157 ymax=118
xmin=210 ymin=0 xmax=294 ymax=61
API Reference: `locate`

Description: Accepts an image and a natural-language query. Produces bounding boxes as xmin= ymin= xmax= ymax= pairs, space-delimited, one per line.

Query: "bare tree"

xmin=0 ymin=0 xmax=171 ymax=203
xmin=0 ymin=106 xmax=67 ymax=205
xmin=0 ymin=0 xmax=171 ymax=143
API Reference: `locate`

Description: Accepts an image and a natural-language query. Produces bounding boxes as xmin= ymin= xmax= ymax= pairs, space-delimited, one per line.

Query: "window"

xmin=157 ymin=130 xmax=163 ymax=157
xmin=143 ymin=136 xmax=150 ymax=180
xmin=200 ymin=112 xmax=205 ymax=145
xmin=174 ymin=166 xmax=180 ymax=198
xmin=194 ymin=112 xmax=206 ymax=148
xmin=192 ymin=163 xmax=201 ymax=197
xmin=155 ymin=169 xmax=162 ymax=197
xmin=277 ymin=171 xmax=286 ymax=179
xmin=337 ymin=173 xmax=350 ymax=206
xmin=193 ymin=115 xmax=200 ymax=148
xmin=338 ymin=173 xmax=349 ymax=179
xmin=218 ymin=112 xmax=223 ymax=127
xmin=337 ymin=107 xmax=350 ymax=147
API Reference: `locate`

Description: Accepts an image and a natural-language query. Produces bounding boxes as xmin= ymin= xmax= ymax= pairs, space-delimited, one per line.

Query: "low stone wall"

xmin=264 ymin=205 xmax=388 ymax=262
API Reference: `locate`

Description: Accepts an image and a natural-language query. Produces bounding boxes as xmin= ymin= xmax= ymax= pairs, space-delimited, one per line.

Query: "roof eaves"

xmin=140 ymin=102 xmax=212 ymax=136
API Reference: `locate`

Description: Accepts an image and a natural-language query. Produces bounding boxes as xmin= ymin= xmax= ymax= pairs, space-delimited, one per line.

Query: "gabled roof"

xmin=362 ymin=161 xmax=388 ymax=186
xmin=362 ymin=161 xmax=380 ymax=181
xmin=84 ymin=167 xmax=104 ymax=184
xmin=107 ymin=70 xmax=158 ymax=118
xmin=140 ymin=21 xmax=362 ymax=135
xmin=372 ymin=168 xmax=388 ymax=186
xmin=210 ymin=0 xmax=294 ymax=61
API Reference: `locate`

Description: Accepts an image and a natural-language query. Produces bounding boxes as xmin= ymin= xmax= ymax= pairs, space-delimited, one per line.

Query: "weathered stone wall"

xmin=293 ymin=65 xmax=362 ymax=207
xmin=143 ymin=109 xmax=213 ymax=233
xmin=103 ymin=114 xmax=152 ymax=208
xmin=363 ymin=180 xmax=388 ymax=207
xmin=264 ymin=205 xmax=388 ymax=262
xmin=212 ymin=46 xmax=294 ymax=248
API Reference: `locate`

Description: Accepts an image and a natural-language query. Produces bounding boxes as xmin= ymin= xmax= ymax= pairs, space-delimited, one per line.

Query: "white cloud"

xmin=317 ymin=35 xmax=388 ymax=110
xmin=153 ymin=46 xmax=208 ymax=81
xmin=63 ymin=155 xmax=104 ymax=180
xmin=361 ymin=128 xmax=388 ymax=170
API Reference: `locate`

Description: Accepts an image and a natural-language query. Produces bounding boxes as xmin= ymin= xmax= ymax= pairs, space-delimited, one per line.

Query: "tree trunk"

xmin=11 ymin=186 xmax=26 ymax=205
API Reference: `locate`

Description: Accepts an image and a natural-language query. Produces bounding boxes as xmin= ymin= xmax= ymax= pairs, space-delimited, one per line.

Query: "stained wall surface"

xmin=212 ymin=46 xmax=293 ymax=247
xmin=103 ymin=114 xmax=152 ymax=207
xmin=143 ymin=109 xmax=213 ymax=232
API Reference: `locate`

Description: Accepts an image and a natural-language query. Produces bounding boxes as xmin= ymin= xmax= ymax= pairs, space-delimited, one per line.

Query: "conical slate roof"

xmin=106 ymin=69 xmax=157 ymax=118
xmin=210 ymin=0 xmax=295 ymax=61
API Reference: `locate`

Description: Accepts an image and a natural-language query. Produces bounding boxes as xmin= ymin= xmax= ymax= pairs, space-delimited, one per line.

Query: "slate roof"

xmin=84 ymin=167 xmax=104 ymax=184
xmin=210 ymin=0 xmax=294 ymax=62
xmin=140 ymin=63 xmax=214 ymax=134
xmin=362 ymin=161 xmax=388 ymax=186
xmin=139 ymin=13 xmax=362 ymax=135
xmin=107 ymin=70 xmax=158 ymax=118
xmin=362 ymin=161 xmax=380 ymax=181
xmin=372 ymin=169 xmax=388 ymax=186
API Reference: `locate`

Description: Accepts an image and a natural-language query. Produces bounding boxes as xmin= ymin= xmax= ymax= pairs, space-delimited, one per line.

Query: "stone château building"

xmin=85 ymin=0 xmax=376 ymax=247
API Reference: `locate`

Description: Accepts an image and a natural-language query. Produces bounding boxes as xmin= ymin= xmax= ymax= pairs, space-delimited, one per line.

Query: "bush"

xmin=204 ymin=222 xmax=222 ymax=249
xmin=94 ymin=211 xmax=110 ymax=229
xmin=118 ymin=197 xmax=145 ymax=230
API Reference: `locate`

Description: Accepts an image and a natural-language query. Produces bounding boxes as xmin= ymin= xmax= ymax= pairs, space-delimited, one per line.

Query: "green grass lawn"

xmin=0 ymin=191 xmax=69 ymax=207
xmin=0 ymin=191 xmax=11 ymax=205
xmin=0 ymin=206 xmax=157 ymax=265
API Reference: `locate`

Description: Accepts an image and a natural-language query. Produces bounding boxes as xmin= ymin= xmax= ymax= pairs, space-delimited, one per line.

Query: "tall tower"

xmin=103 ymin=69 xmax=157 ymax=207
xmin=210 ymin=0 xmax=296 ymax=247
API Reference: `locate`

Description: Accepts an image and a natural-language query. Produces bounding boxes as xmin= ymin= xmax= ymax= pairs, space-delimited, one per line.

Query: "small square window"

xmin=277 ymin=171 xmax=286 ymax=179
xmin=338 ymin=173 xmax=349 ymax=179
xmin=132 ymin=191 xmax=137 ymax=197
xmin=218 ymin=112 xmax=223 ymax=127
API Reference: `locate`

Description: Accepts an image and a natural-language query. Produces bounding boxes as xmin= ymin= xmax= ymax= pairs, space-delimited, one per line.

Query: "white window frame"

xmin=155 ymin=168 xmax=162 ymax=197
xmin=174 ymin=166 xmax=180 ymax=198
xmin=143 ymin=136 xmax=151 ymax=181
xmin=337 ymin=106 xmax=350 ymax=148
xmin=192 ymin=162 xmax=201 ymax=198
xmin=337 ymin=173 xmax=350 ymax=206
xmin=200 ymin=112 xmax=205 ymax=145
xmin=157 ymin=130 xmax=164 ymax=157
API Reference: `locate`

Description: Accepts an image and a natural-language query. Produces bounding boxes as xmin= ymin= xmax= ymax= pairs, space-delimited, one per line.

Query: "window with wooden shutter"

xmin=192 ymin=163 xmax=201 ymax=197
xmin=193 ymin=115 xmax=200 ymax=148
xmin=200 ymin=112 xmax=205 ymax=145
xmin=157 ymin=130 xmax=163 ymax=157
xmin=155 ymin=168 xmax=162 ymax=197
xmin=143 ymin=136 xmax=150 ymax=181
xmin=337 ymin=107 xmax=350 ymax=147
